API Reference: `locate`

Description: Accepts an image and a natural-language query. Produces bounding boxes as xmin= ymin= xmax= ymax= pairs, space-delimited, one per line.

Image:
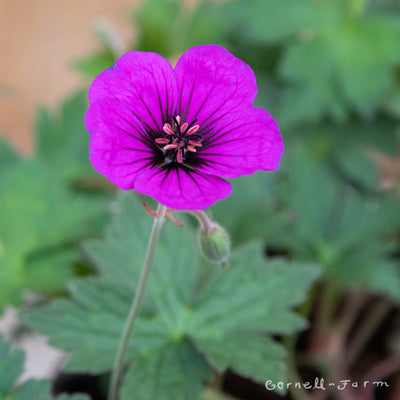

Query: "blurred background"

xmin=1 ymin=0 xmax=400 ymax=399
xmin=0 ymin=0 xmax=139 ymax=153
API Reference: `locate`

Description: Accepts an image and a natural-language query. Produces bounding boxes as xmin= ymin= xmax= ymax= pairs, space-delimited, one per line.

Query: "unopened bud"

xmin=198 ymin=224 xmax=230 ymax=264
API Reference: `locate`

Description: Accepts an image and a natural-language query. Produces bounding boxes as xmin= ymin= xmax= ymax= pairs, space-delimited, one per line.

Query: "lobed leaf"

xmin=276 ymin=143 xmax=400 ymax=300
xmin=35 ymin=91 xmax=96 ymax=182
xmin=25 ymin=193 xmax=320 ymax=398
xmin=0 ymin=160 xmax=106 ymax=310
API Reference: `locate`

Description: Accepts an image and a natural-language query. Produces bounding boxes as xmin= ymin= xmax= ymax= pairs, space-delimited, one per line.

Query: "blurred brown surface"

xmin=0 ymin=0 xmax=138 ymax=154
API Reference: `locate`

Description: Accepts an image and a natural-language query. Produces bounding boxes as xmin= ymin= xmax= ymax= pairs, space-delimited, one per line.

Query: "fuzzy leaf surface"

xmin=35 ymin=91 xmax=96 ymax=182
xmin=26 ymin=193 xmax=319 ymax=398
xmin=224 ymin=0 xmax=400 ymax=123
xmin=277 ymin=144 xmax=400 ymax=301
xmin=0 ymin=160 xmax=106 ymax=310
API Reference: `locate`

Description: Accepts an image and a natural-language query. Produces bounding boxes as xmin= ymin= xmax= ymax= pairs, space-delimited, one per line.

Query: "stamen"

xmin=159 ymin=116 xmax=202 ymax=165
xmin=164 ymin=144 xmax=178 ymax=150
xmin=188 ymin=140 xmax=202 ymax=147
xmin=163 ymin=123 xmax=174 ymax=135
xmin=177 ymin=148 xmax=183 ymax=163
xmin=180 ymin=122 xmax=189 ymax=133
xmin=155 ymin=138 xmax=170 ymax=144
xmin=187 ymin=124 xmax=200 ymax=135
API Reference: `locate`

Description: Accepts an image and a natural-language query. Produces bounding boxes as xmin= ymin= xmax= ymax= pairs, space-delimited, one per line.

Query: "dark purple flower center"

xmin=153 ymin=115 xmax=204 ymax=166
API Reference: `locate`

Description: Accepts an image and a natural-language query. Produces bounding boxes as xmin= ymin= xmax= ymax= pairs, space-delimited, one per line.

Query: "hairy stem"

xmin=108 ymin=203 xmax=167 ymax=400
xmin=335 ymin=288 xmax=367 ymax=340
xmin=346 ymin=297 xmax=392 ymax=368
xmin=311 ymin=281 xmax=338 ymax=352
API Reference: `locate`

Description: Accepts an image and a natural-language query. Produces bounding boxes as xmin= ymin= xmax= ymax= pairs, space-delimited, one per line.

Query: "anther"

xmin=177 ymin=148 xmax=183 ymax=164
xmin=187 ymin=125 xmax=200 ymax=135
xmin=163 ymin=123 xmax=174 ymax=135
xmin=155 ymin=138 xmax=170 ymax=144
xmin=164 ymin=144 xmax=178 ymax=150
xmin=180 ymin=122 xmax=189 ymax=133
xmin=159 ymin=116 xmax=203 ymax=164
xmin=188 ymin=140 xmax=202 ymax=147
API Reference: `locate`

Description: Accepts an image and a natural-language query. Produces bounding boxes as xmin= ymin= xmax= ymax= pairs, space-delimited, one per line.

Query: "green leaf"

xmin=189 ymin=243 xmax=320 ymax=383
xmin=368 ymin=0 xmax=400 ymax=13
xmin=24 ymin=249 xmax=77 ymax=293
xmin=182 ymin=1 xmax=232 ymax=49
xmin=276 ymin=143 xmax=400 ymax=300
xmin=25 ymin=192 xmax=320 ymax=399
xmin=134 ymin=0 xmax=233 ymax=56
xmin=210 ymin=173 xmax=286 ymax=246
xmin=335 ymin=16 xmax=400 ymax=110
xmin=382 ymin=81 xmax=400 ymax=118
xmin=25 ymin=274 xmax=210 ymax=400
xmin=282 ymin=13 xmax=400 ymax=121
xmin=0 ymin=334 xmax=88 ymax=400
xmin=203 ymin=388 xmax=236 ymax=400
xmin=74 ymin=50 xmax=116 ymax=79
xmin=0 ymin=335 xmax=24 ymax=394
xmin=83 ymin=192 xmax=152 ymax=283
xmin=233 ymin=0 xmax=400 ymax=123
xmin=0 ymin=139 xmax=19 ymax=169
xmin=121 ymin=339 xmax=212 ymax=400
xmin=231 ymin=0 xmax=330 ymax=43
xmin=134 ymin=0 xmax=181 ymax=56
xmin=13 ymin=382 xmax=89 ymax=400
xmin=0 ymin=160 xmax=106 ymax=310
xmin=35 ymin=91 xmax=95 ymax=182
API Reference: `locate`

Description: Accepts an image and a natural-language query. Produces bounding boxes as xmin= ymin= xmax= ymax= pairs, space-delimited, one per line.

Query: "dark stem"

xmin=346 ymin=297 xmax=392 ymax=368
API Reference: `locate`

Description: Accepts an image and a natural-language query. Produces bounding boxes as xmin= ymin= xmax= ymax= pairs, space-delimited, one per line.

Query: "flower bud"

xmin=198 ymin=224 xmax=230 ymax=264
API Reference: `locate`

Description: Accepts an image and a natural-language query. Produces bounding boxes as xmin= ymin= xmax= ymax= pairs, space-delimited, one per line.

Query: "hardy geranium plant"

xmin=85 ymin=45 xmax=283 ymax=210
xmin=85 ymin=45 xmax=283 ymax=400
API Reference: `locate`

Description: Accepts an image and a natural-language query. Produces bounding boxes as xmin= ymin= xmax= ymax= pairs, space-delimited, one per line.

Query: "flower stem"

xmin=346 ymin=297 xmax=392 ymax=368
xmin=108 ymin=203 xmax=167 ymax=400
xmin=311 ymin=281 xmax=338 ymax=351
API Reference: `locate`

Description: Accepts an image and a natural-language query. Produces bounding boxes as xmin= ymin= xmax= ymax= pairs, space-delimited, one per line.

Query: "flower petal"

xmin=86 ymin=98 xmax=155 ymax=190
xmin=133 ymin=168 xmax=232 ymax=210
xmin=174 ymin=45 xmax=257 ymax=128
xmin=196 ymin=108 xmax=284 ymax=178
xmin=88 ymin=51 xmax=178 ymax=131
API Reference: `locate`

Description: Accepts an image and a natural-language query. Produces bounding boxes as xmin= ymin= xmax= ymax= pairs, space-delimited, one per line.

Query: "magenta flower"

xmin=85 ymin=45 xmax=283 ymax=210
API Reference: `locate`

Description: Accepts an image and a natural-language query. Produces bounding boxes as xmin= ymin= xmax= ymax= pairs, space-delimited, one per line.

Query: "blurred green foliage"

xmin=0 ymin=93 xmax=109 ymax=311
xmin=1 ymin=0 xmax=400 ymax=398
xmin=0 ymin=334 xmax=89 ymax=400
xmin=35 ymin=91 xmax=98 ymax=181
xmin=25 ymin=193 xmax=319 ymax=400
